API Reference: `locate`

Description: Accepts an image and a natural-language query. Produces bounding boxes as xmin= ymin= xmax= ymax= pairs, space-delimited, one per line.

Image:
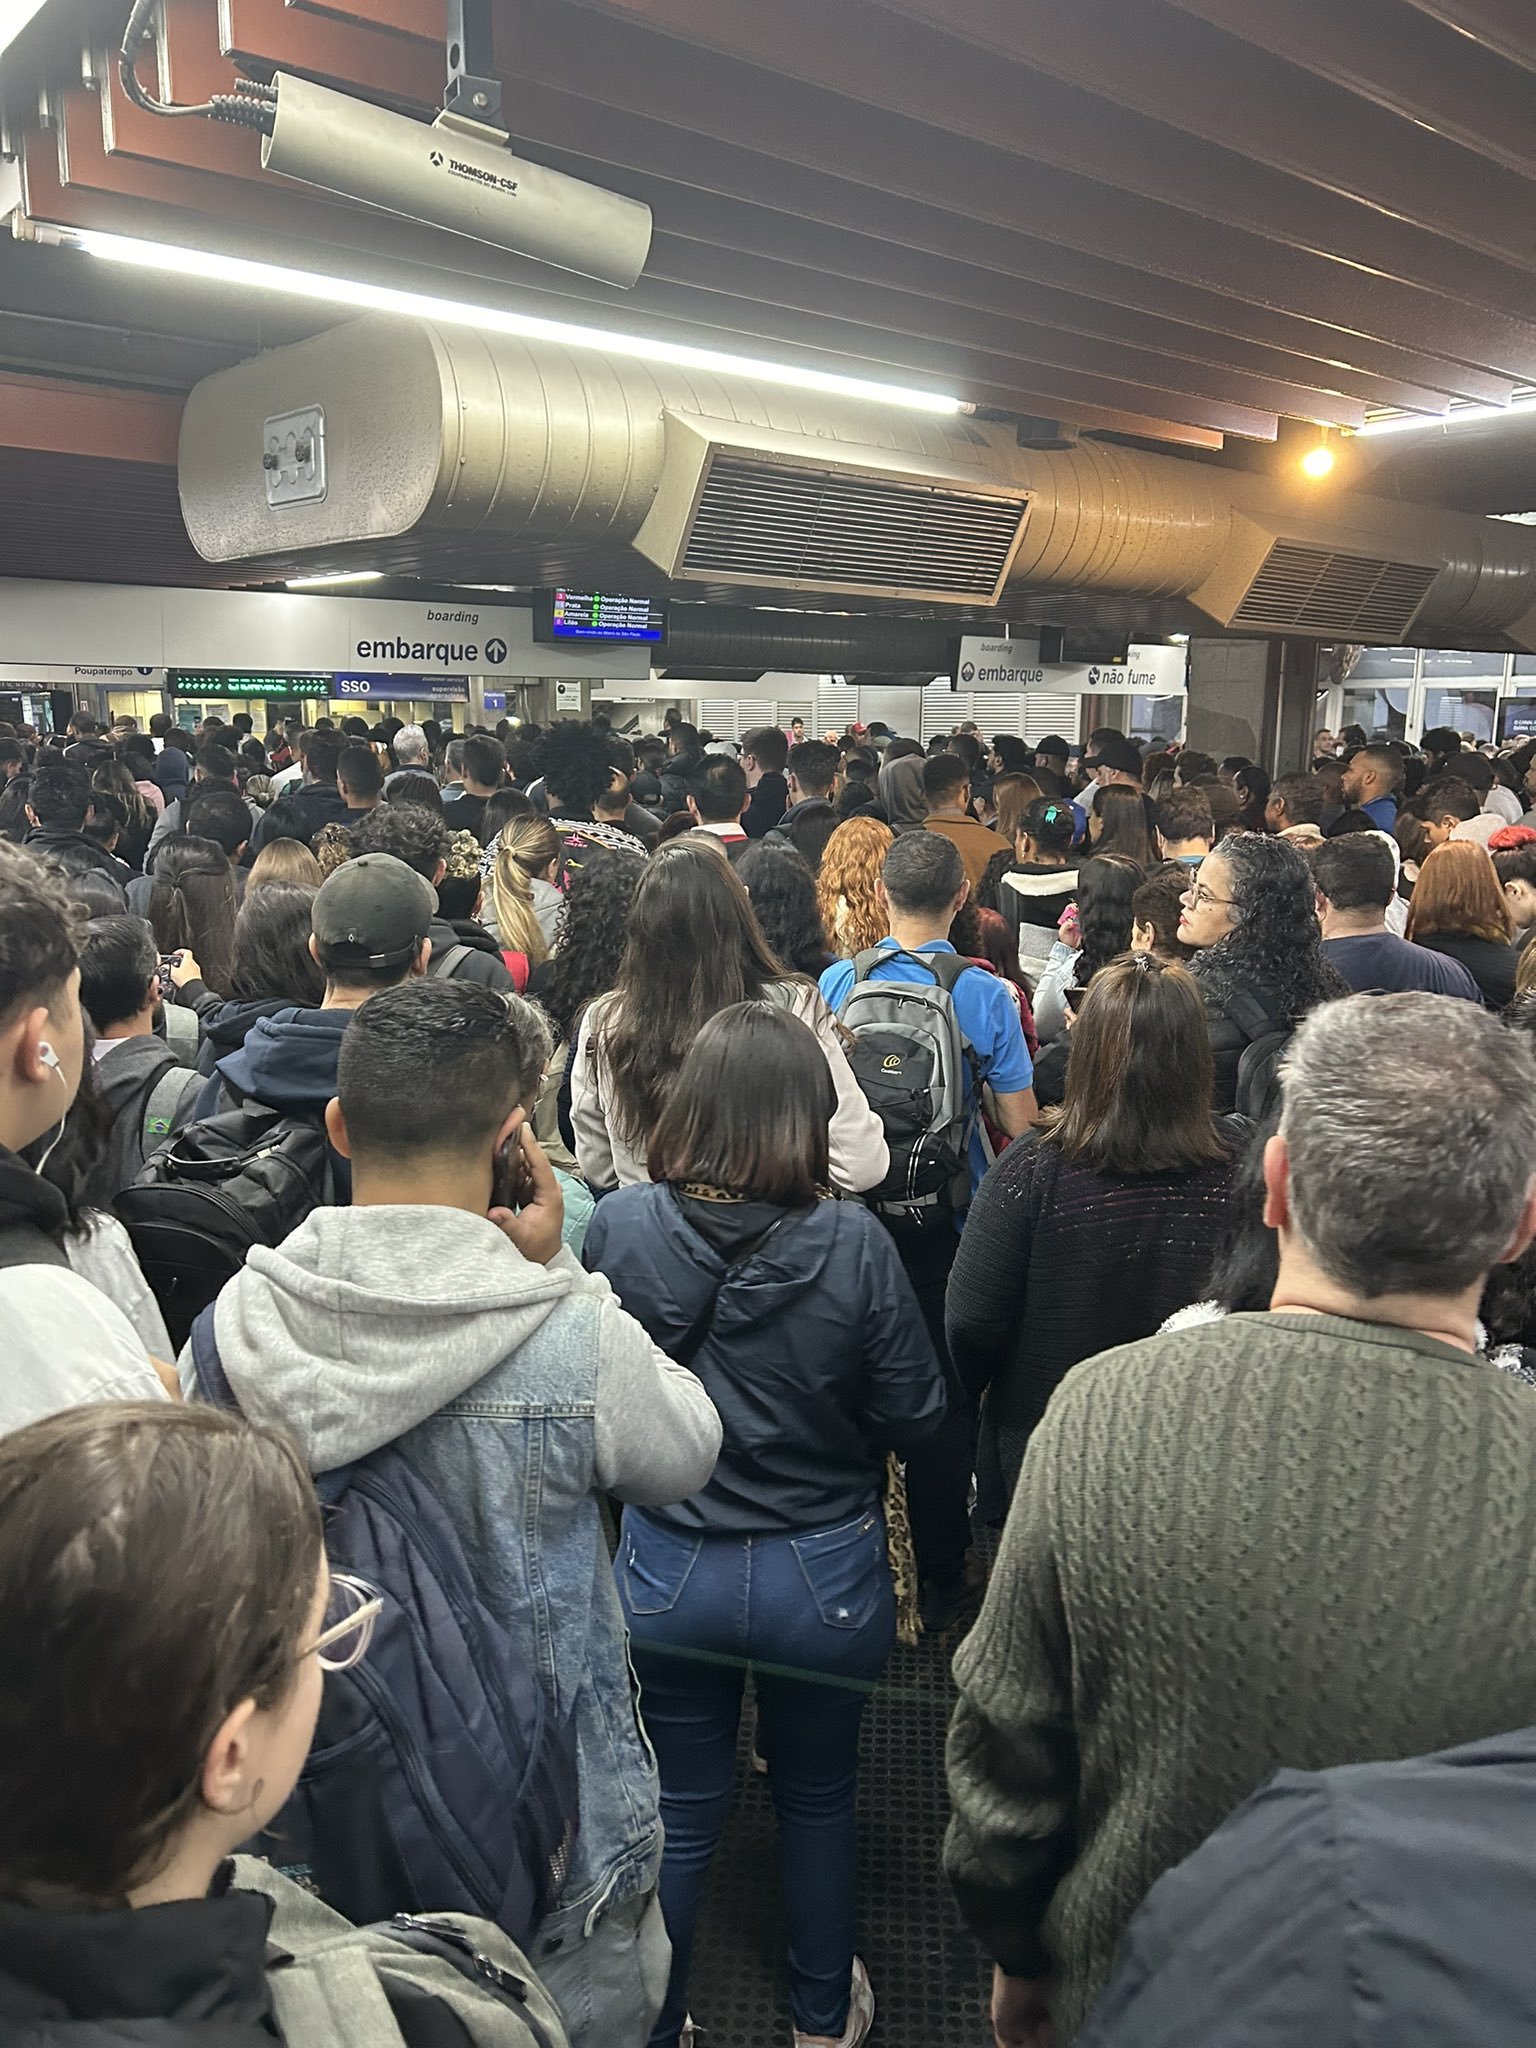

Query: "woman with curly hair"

xmin=737 ymin=838 xmax=836 ymax=977
xmin=1178 ymin=831 xmax=1348 ymax=1111
xmin=817 ymin=815 xmax=894 ymax=958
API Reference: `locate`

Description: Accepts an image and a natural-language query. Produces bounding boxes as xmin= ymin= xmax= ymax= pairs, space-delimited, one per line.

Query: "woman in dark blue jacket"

xmin=584 ymin=1001 xmax=945 ymax=2048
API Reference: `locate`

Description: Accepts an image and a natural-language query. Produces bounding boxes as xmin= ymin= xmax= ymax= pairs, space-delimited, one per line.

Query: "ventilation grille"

xmin=1231 ymin=541 xmax=1439 ymax=638
xmin=680 ymin=454 xmax=1028 ymax=602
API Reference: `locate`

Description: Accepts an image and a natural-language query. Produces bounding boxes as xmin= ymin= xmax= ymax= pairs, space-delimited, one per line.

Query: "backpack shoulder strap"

xmin=1222 ymin=985 xmax=1283 ymax=1045
xmin=188 ymin=1304 xmax=240 ymax=1411
xmin=430 ymin=943 xmax=473 ymax=980
xmin=141 ymin=1063 xmax=202 ymax=1157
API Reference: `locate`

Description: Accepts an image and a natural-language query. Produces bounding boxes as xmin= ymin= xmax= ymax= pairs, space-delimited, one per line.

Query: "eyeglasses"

xmin=1183 ymin=880 xmax=1237 ymax=912
xmin=304 ymin=1571 xmax=383 ymax=1674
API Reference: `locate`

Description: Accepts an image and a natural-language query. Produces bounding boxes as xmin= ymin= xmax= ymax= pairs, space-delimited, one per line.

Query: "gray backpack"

xmin=835 ymin=946 xmax=981 ymax=1232
xmin=235 ymin=1855 xmax=569 ymax=2048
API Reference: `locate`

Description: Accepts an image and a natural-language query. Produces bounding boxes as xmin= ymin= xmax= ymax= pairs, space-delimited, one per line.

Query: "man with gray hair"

xmin=945 ymin=993 xmax=1536 ymax=2048
xmin=383 ymin=722 xmax=431 ymax=792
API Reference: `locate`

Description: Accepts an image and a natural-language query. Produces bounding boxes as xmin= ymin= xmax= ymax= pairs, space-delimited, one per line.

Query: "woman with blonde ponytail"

xmin=487 ymin=810 xmax=562 ymax=987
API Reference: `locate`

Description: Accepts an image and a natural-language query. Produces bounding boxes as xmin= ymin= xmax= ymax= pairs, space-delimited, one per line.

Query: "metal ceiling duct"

xmin=176 ymin=317 xmax=1536 ymax=646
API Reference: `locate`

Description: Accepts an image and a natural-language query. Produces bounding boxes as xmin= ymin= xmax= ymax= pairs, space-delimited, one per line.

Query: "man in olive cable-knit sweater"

xmin=945 ymin=993 xmax=1536 ymax=2047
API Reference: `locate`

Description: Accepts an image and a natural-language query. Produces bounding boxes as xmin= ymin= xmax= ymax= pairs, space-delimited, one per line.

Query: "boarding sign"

xmin=955 ymin=636 xmax=1186 ymax=694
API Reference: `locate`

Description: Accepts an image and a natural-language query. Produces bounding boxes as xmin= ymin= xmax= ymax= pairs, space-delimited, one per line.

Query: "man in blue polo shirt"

xmin=820 ymin=831 xmax=1036 ymax=1629
xmin=1336 ymin=743 xmax=1403 ymax=833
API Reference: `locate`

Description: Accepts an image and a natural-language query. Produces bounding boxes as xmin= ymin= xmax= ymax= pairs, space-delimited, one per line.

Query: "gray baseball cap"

xmin=311 ymin=853 xmax=435 ymax=971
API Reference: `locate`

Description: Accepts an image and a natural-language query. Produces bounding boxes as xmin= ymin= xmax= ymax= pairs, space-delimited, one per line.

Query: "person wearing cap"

xmin=188 ymin=852 xmax=435 ymax=1126
xmin=1082 ymin=732 xmax=1144 ymax=791
xmin=1033 ymin=736 xmax=1071 ymax=777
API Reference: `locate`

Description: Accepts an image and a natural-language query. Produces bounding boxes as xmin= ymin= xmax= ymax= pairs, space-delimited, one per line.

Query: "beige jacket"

xmin=570 ymin=981 xmax=889 ymax=1194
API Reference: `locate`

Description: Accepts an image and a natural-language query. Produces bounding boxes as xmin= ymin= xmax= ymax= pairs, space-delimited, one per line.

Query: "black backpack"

xmin=1225 ymin=989 xmax=1292 ymax=1124
xmin=117 ymin=1102 xmax=335 ymax=1348
xmin=835 ymin=946 xmax=982 ymax=1233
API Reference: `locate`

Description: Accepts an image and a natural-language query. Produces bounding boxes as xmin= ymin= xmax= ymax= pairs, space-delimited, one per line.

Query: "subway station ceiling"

xmin=0 ymin=0 xmax=1531 ymax=595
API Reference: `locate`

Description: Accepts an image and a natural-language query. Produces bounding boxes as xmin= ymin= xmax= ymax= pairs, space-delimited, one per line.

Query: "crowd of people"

xmin=3 ymin=696 xmax=1536 ymax=2048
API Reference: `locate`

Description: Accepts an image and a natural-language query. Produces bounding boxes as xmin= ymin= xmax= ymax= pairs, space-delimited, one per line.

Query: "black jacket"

xmin=249 ymin=781 xmax=347 ymax=853
xmin=658 ymin=746 xmax=704 ymax=817
xmin=1078 ymin=1726 xmax=1536 ymax=2048
xmin=428 ymin=915 xmax=513 ymax=988
xmin=584 ymin=1183 xmax=946 ymax=1534
xmin=0 ymin=1882 xmax=278 ymax=2045
xmin=766 ymin=797 xmax=839 ymax=870
xmin=22 ymin=826 xmax=131 ymax=895
xmin=742 ymin=771 xmax=790 ymax=839
xmin=1414 ymin=929 xmax=1520 ymax=1010
xmin=0 ymin=1143 xmax=70 ymax=1269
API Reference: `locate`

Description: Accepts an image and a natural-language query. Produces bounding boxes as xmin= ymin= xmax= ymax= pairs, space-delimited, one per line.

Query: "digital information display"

xmin=534 ymin=589 xmax=667 ymax=644
xmin=171 ymin=671 xmax=331 ymax=700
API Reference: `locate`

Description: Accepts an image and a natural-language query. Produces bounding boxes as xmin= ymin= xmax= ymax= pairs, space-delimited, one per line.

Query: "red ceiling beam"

xmin=0 ymin=373 xmax=183 ymax=464
xmin=1168 ymin=0 xmax=1536 ymax=178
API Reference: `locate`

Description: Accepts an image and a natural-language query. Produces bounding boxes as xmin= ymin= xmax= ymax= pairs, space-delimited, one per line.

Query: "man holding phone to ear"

xmin=0 ymin=843 xmax=172 ymax=1430
xmin=194 ymin=977 xmax=723 ymax=2048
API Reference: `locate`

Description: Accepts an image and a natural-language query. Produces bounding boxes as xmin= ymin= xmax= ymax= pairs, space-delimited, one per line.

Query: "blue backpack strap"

xmin=189 ymin=1303 xmax=240 ymax=1411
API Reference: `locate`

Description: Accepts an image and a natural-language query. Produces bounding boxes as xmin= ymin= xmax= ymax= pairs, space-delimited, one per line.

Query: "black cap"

xmin=1034 ymin=735 xmax=1071 ymax=761
xmin=1084 ymin=734 xmax=1142 ymax=777
xmin=311 ymin=853 xmax=436 ymax=971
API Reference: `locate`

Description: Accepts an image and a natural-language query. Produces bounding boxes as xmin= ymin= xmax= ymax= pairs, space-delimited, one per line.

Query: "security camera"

xmin=261 ymin=73 xmax=652 ymax=290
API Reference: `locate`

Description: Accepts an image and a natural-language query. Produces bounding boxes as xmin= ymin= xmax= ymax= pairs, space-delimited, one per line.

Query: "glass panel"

xmin=1513 ymin=656 xmax=1536 ymax=679
xmin=1422 ymin=688 xmax=1499 ymax=743
xmin=1346 ymin=646 xmax=1417 ymax=682
xmin=1340 ymin=686 xmax=1409 ymax=740
xmin=1127 ymin=695 xmax=1185 ymax=746
xmin=1421 ymin=648 xmax=1506 ymax=681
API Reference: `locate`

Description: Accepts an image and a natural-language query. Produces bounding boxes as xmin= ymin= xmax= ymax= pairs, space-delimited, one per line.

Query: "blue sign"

xmin=482 ymin=691 xmax=507 ymax=713
xmin=332 ymin=672 xmax=469 ymax=704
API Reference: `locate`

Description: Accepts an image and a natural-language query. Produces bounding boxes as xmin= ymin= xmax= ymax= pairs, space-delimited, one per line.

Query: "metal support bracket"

xmin=444 ymin=0 xmax=502 ymax=125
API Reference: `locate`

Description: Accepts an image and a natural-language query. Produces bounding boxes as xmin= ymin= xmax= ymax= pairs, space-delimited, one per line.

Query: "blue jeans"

xmin=617 ymin=1506 xmax=896 ymax=2044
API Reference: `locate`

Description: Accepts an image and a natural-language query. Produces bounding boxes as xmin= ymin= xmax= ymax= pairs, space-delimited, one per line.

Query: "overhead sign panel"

xmin=0 ymin=583 xmax=651 ymax=680
xmin=955 ymin=636 xmax=1186 ymax=694
xmin=333 ymin=673 xmax=470 ymax=702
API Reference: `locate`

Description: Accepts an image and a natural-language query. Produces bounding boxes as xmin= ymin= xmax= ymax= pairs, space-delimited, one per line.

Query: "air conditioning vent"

xmin=677 ymin=454 xmax=1028 ymax=604
xmin=1230 ymin=542 xmax=1439 ymax=639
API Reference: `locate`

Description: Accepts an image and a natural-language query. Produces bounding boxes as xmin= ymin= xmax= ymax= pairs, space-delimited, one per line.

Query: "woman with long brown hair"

xmin=1405 ymin=839 xmax=1519 ymax=1008
xmin=146 ymin=833 xmax=238 ymax=997
xmin=947 ymin=953 xmax=1243 ymax=1496
xmin=816 ymin=815 xmax=895 ymax=959
xmin=975 ymin=770 xmax=1043 ymax=910
xmin=1089 ymin=783 xmax=1158 ymax=868
xmin=571 ymin=839 xmax=887 ymax=1195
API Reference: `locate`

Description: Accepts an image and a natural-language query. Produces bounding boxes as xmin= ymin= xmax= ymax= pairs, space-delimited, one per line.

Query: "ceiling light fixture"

xmin=1356 ymin=393 xmax=1536 ymax=438
xmin=37 ymin=225 xmax=967 ymax=417
xmin=284 ymin=568 xmax=385 ymax=589
xmin=1300 ymin=431 xmax=1335 ymax=479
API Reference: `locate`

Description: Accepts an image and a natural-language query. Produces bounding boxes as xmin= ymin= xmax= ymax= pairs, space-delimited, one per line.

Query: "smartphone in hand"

xmin=492 ymin=1131 xmax=535 ymax=1212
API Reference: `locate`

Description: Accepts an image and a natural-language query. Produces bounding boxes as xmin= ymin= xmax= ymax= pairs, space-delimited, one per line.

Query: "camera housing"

xmin=261 ymin=73 xmax=652 ymax=290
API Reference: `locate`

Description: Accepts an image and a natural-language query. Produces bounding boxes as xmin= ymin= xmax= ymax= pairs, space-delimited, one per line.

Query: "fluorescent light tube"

xmin=47 ymin=226 xmax=967 ymax=417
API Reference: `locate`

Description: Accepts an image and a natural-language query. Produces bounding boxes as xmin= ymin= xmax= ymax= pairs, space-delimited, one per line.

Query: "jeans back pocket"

xmin=620 ymin=1513 xmax=704 ymax=1616
xmin=790 ymin=1511 xmax=888 ymax=1631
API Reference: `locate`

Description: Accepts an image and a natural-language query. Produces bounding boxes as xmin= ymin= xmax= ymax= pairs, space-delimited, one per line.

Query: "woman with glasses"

xmin=0 ymin=1400 xmax=389 ymax=2041
xmin=948 ymin=955 xmax=1243 ymax=1501
xmin=1177 ymin=832 xmax=1348 ymax=1112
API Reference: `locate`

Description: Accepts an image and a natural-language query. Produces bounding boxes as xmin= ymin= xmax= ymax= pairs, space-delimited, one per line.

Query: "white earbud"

xmin=38 ymin=1041 xmax=60 ymax=1073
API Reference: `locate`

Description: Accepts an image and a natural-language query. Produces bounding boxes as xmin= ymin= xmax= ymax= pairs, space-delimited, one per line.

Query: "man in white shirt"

xmin=0 ymin=844 xmax=170 ymax=1432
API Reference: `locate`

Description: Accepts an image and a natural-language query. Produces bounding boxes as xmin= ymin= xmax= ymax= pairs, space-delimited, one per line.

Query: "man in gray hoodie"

xmin=185 ymin=977 xmax=722 ymax=2048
